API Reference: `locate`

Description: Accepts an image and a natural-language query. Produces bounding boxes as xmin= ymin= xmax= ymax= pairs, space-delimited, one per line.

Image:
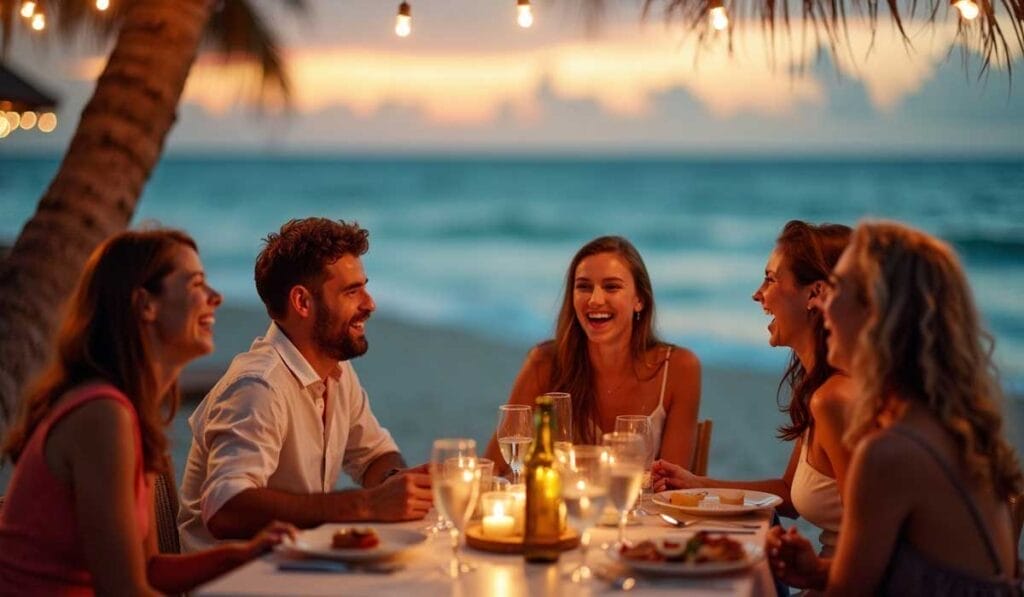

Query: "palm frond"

xmin=639 ymin=0 xmax=1024 ymax=74
xmin=203 ymin=0 xmax=292 ymax=110
xmin=0 ymin=0 xmax=303 ymax=107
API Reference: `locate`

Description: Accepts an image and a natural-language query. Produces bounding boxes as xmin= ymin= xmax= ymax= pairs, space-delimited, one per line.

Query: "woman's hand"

xmin=651 ymin=459 xmax=704 ymax=491
xmin=766 ymin=525 xmax=828 ymax=590
xmin=240 ymin=521 xmax=298 ymax=560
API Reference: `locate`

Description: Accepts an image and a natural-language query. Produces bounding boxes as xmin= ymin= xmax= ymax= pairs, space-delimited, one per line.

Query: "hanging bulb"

xmin=96 ymin=0 xmax=110 ymax=11
xmin=31 ymin=12 xmax=45 ymax=31
xmin=517 ymin=0 xmax=534 ymax=28
xmin=20 ymin=1 xmax=36 ymax=18
xmin=38 ymin=112 xmax=58 ymax=133
xmin=952 ymin=0 xmax=980 ymax=20
xmin=709 ymin=0 xmax=729 ymax=30
xmin=395 ymin=1 xmax=411 ymax=37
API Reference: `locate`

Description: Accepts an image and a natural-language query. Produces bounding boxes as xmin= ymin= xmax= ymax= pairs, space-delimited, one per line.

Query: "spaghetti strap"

xmin=889 ymin=426 xmax=1006 ymax=576
xmin=657 ymin=346 xmax=672 ymax=408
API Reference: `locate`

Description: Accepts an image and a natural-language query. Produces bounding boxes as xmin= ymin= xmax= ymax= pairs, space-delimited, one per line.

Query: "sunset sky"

xmin=1 ymin=0 xmax=1022 ymax=154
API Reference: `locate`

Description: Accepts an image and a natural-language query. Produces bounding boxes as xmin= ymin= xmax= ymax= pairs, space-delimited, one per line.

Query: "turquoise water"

xmin=2 ymin=155 xmax=1022 ymax=391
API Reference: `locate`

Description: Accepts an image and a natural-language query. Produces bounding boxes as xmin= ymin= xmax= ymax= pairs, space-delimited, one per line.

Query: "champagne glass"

xmin=496 ymin=405 xmax=532 ymax=484
xmin=545 ymin=392 xmax=572 ymax=444
xmin=558 ymin=445 xmax=610 ymax=583
xmin=601 ymin=431 xmax=645 ymax=548
xmin=431 ymin=438 xmax=482 ymax=578
xmin=614 ymin=414 xmax=654 ymax=515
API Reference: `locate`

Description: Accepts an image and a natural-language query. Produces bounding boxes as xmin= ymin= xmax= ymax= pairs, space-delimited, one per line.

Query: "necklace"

xmin=600 ymin=372 xmax=636 ymax=397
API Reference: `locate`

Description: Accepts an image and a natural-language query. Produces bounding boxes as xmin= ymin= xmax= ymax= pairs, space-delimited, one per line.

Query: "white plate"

xmin=275 ymin=526 xmax=427 ymax=562
xmin=652 ymin=489 xmax=782 ymax=517
xmin=608 ymin=542 xmax=764 ymax=576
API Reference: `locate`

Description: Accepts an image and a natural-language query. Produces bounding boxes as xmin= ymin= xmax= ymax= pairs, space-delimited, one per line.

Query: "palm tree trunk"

xmin=0 ymin=0 xmax=215 ymax=424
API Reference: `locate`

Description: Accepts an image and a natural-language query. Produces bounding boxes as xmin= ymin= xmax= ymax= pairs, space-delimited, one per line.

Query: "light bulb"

xmin=710 ymin=6 xmax=729 ymax=30
xmin=395 ymin=1 xmax=411 ymax=37
xmin=517 ymin=0 xmax=533 ymax=28
xmin=20 ymin=111 xmax=37 ymax=130
xmin=0 ymin=116 xmax=10 ymax=139
xmin=953 ymin=0 xmax=980 ymax=19
xmin=31 ymin=12 xmax=45 ymax=30
xmin=96 ymin=0 xmax=110 ymax=11
xmin=20 ymin=1 xmax=36 ymax=18
xmin=38 ymin=112 xmax=57 ymax=133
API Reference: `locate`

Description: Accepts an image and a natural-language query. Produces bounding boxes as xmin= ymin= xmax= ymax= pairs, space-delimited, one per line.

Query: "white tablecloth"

xmin=197 ymin=502 xmax=776 ymax=597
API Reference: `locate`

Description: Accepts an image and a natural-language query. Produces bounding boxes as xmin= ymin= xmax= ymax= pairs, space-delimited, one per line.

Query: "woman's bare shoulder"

xmin=661 ymin=344 xmax=700 ymax=371
xmin=809 ymin=374 xmax=855 ymax=419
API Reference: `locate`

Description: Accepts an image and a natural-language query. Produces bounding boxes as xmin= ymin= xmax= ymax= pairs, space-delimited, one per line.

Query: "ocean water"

xmin=2 ymin=155 xmax=1022 ymax=392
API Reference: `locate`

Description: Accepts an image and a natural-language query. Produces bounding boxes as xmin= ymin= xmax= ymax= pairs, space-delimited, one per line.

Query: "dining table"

xmin=196 ymin=498 xmax=778 ymax=597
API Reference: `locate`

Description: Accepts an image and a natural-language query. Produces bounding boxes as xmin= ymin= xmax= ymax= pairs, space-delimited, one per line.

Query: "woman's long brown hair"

xmin=2 ymin=229 xmax=197 ymax=474
xmin=544 ymin=236 xmax=666 ymax=444
xmin=774 ymin=220 xmax=852 ymax=441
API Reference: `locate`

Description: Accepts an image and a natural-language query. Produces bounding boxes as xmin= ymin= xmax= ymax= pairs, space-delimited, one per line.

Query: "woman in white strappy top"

xmin=652 ymin=221 xmax=855 ymax=557
xmin=485 ymin=236 xmax=701 ymax=469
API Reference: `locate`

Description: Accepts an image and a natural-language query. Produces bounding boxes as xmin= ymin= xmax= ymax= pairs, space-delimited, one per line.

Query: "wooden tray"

xmin=464 ymin=523 xmax=580 ymax=554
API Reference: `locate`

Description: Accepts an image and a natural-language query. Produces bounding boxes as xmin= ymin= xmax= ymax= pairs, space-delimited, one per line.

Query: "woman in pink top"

xmin=0 ymin=229 xmax=295 ymax=595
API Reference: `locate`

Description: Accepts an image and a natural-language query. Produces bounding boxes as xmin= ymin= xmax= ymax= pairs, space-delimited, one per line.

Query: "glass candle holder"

xmin=480 ymin=491 xmax=516 ymax=539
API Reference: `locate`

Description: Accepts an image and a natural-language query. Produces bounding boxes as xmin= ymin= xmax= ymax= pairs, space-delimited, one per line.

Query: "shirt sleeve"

xmin=198 ymin=376 xmax=288 ymax=525
xmin=340 ymin=367 xmax=400 ymax=486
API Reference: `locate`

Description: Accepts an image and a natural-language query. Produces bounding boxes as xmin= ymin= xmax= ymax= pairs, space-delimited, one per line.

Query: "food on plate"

xmin=331 ymin=527 xmax=380 ymax=549
xmin=619 ymin=532 xmax=746 ymax=564
xmin=717 ymin=489 xmax=745 ymax=506
xmin=669 ymin=491 xmax=706 ymax=507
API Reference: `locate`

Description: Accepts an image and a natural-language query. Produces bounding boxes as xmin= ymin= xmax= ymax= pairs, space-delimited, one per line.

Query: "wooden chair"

xmin=1010 ymin=492 xmax=1024 ymax=547
xmin=689 ymin=419 xmax=713 ymax=476
xmin=154 ymin=466 xmax=181 ymax=555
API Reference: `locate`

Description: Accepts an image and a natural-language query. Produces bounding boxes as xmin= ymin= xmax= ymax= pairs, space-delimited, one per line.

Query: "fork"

xmin=659 ymin=512 xmax=760 ymax=531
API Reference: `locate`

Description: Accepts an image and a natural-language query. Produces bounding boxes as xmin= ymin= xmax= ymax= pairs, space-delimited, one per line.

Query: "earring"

xmin=635 ymin=311 xmax=641 ymax=322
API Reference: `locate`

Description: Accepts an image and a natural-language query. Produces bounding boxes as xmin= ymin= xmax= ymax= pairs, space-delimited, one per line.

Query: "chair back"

xmin=1010 ymin=493 xmax=1024 ymax=547
xmin=154 ymin=467 xmax=181 ymax=555
xmin=689 ymin=419 xmax=713 ymax=476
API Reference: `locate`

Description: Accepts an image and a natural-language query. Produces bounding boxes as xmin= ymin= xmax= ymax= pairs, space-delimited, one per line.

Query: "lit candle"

xmin=481 ymin=491 xmax=516 ymax=538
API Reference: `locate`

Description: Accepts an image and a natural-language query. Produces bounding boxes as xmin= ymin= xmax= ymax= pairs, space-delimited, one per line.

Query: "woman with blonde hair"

xmin=768 ymin=221 xmax=1022 ymax=595
xmin=485 ymin=235 xmax=701 ymax=468
xmin=0 ymin=229 xmax=294 ymax=595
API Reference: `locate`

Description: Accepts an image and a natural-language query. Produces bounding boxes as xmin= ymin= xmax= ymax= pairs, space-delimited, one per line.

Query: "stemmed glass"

xmin=431 ymin=438 xmax=482 ymax=579
xmin=545 ymin=392 xmax=572 ymax=444
xmin=601 ymin=431 xmax=646 ymax=548
xmin=558 ymin=445 xmax=610 ymax=583
xmin=496 ymin=405 xmax=532 ymax=484
xmin=614 ymin=415 xmax=654 ymax=515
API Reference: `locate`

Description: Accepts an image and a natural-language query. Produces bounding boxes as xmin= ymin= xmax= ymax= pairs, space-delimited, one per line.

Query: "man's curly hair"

xmin=255 ymin=218 xmax=369 ymax=320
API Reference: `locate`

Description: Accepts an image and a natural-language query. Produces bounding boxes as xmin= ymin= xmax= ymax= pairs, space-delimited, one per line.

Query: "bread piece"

xmin=669 ymin=491 xmax=706 ymax=507
xmin=717 ymin=490 xmax=745 ymax=506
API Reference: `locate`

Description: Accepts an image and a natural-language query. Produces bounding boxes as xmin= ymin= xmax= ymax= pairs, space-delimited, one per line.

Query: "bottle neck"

xmin=531 ymin=406 xmax=554 ymax=460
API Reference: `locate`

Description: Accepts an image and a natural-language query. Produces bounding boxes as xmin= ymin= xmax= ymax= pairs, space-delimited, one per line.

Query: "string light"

xmin=0 ymin=116 xmax=10 ymax=139
xmin=516 ymin=0 xmax=534 ymax=28
xmin=709 ymin=0 xmax=729 ymax=30
xmin=19 ymin=0 xmax=36 ymax=18
xmin=395 ymin=1 xmax=411 ymax=37
xmin=952 ymin=0 xmax=980 ymax=19
xmin=38 ymin=112 xmax=58 ymax=133
xmin=31 ymin=11 xmax=45 ymax=31
xmin=20 ymin=111 xmax=38 ymax=130
xmin=96 ymin=0 xmax=110 ymax=11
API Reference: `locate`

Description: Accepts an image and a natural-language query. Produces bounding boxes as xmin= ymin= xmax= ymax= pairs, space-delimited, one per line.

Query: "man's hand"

xmin=365 ymin=468 xmax=432 ymax=521
xmin=651 ymin=459 xmax=704 ymax=491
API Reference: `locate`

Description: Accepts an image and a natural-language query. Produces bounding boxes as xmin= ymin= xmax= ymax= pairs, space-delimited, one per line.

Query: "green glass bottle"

xmin=524 ymin=395 xmax=562 ymax=562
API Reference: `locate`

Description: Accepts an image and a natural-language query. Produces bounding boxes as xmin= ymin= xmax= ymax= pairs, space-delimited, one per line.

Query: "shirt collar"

xmin=265 ymin=321 xmax=343 ymax=388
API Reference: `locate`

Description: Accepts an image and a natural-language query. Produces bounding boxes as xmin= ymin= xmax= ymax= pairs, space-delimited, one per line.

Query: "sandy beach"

xmin=172 ymin=305 xmax=1024 ymax=484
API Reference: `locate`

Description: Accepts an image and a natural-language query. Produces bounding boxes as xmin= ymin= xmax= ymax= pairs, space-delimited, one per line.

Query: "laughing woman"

xmin=768 ymin=221 xmax=1022 ymax=596
xmin=485 ymin=236 xmax=701 ymax=468
xmin=0 ymin=229 xmax=294 ymax=595
xmin=652 ymin=220 xmax=853 ymax=557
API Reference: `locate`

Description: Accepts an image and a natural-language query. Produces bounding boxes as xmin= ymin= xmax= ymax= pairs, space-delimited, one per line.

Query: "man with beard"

xmin=177 ymin=218 xmax=431 ymax=551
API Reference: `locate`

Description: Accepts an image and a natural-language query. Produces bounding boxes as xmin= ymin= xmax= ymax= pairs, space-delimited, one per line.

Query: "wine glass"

xmin=601 ymin=431 xmax=645 ymax=548
xmin=545 ymin=392 xmax=572 ymax=444
xmin=496 ymin=405 xmax=532 ymax=484
xmin=614 ymin=414 xmax=654 ymax=515
xmin=558 ymin=445 xmax=610 ymax=583
xmin=431 ymin=438 xmax=482 ymax=579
